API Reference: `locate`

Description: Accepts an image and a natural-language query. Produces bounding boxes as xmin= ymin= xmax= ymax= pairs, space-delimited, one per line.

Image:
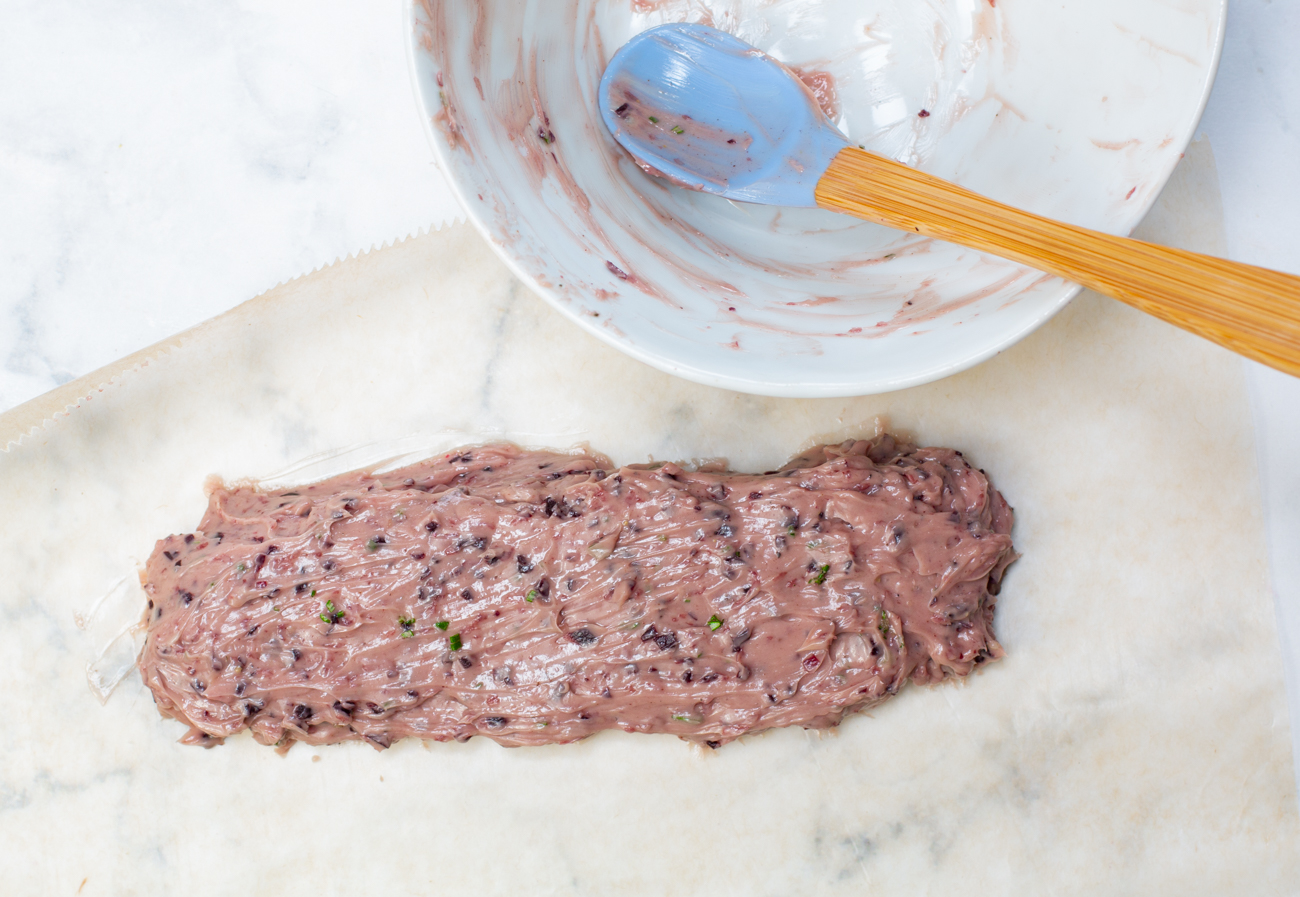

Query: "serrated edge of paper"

xmin=0 ymin=219 xmax=469 ymax=454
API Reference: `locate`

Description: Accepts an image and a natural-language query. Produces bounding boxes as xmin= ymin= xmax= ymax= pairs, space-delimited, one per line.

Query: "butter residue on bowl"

xmin=409 ymin=0 xmax=1224 ymax=396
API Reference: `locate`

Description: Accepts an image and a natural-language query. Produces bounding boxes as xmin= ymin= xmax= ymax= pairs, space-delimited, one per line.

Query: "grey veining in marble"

xmin=0 ymin=155 xmax=1296 ymax=892
xmin=0 ymin=0 xmax=459 ymax=412
xmin=0 ymin=5 xmax=1298 ymax=887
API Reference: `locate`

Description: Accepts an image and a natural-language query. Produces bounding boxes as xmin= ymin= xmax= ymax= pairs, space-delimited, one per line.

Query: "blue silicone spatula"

xmin=598 ymin=23 xmax=1300 ymax=377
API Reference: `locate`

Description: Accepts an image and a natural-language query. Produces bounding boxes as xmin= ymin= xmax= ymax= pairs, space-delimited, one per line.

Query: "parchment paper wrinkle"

xmin=0 ymin=140 xmax=1296 ymax=895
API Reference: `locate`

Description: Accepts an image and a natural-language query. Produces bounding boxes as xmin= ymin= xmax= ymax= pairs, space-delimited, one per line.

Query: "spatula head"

xmin=599 ymin=23 xmax=849 ymax=208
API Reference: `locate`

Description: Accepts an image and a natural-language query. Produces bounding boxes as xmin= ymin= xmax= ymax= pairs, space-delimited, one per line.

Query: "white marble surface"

xmin=1198 ymin=3 xmax=1300 ymax=799
xmin=1 ymin=0 xmax=1298 ymax=809
xmin=0 ymin=211 xmax=1296 ymax=894
xmin=0 ymin=0 xmax=460 ymax=405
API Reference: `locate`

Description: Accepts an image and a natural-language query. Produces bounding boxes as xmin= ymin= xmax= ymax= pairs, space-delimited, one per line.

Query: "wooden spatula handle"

xmin=815 ymin=147 xmax=1300 ymax=377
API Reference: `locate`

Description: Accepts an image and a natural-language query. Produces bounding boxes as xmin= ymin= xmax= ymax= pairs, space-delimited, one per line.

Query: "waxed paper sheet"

xmin=0 ymin=141 xmax=1296 ymax=895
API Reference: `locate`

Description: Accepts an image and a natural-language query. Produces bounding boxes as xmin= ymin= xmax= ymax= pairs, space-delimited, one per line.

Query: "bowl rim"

xmin=403 ymin=0 xmax=1229 ymax=398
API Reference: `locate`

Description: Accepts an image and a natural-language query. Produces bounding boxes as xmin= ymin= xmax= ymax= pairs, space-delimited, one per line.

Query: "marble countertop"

xmin=2 ymin=0 xmax=1298 ymax=794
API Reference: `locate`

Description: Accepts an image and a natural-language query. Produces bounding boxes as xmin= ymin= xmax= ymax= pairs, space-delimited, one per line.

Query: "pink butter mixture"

xmin=138 ymin=435 xmax=1017 ymax=751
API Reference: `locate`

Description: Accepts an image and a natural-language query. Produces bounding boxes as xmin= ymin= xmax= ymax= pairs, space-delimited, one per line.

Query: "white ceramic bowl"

xmin=408 ymin=0 xmax=1226 ymax=397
